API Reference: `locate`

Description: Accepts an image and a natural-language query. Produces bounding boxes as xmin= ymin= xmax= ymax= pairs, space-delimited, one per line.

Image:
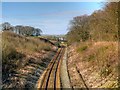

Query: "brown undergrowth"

xmin=2 ymin=31 xmax=57 ymax=88
xmin=67 ymin=41 xmax=118 ymax=88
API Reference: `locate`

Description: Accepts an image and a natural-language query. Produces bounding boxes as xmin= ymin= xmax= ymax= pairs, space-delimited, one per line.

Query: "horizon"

xmin=2 ymin=2 xmax=102 ymax=35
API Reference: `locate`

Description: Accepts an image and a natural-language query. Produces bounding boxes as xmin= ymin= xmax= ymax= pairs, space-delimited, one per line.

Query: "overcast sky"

xmin=2 ymin=2 xmax=102 ymax=35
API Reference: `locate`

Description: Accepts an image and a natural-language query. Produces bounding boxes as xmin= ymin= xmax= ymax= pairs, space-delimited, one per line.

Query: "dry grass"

xmin=2 ymin=31 xmax=52 ymax=59
xmin=2 ymin=31 xmax=54 ymax=81
xmin=68 ymin=41 xmax=118 ymax=88
xmin=77 ymin=41 xmax=118 ymax=76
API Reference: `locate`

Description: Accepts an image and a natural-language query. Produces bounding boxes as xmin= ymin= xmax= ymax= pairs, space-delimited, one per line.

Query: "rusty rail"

xmin=38 ymin=47 xmax=65 ymax=90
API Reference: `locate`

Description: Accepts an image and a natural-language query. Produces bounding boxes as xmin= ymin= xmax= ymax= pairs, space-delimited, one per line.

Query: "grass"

xmin=88 ymin=54 xmax=95 ymax=61
xmin=2 ymin=31 xmax=52 ymax=56
xmin=76 ymin=41 xmax=118 ymax=76
xmin=100 ymin=66 xmax=112 ymax=77
xmin=77 ymin=45 xmax=88 ymax=52
xmin=73 ymin=41 xmax=118 ymax=88
xmin=2 ymin=31 xmax=53 ymax=80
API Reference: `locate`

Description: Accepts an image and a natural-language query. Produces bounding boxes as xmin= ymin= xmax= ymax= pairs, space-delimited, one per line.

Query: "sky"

xmin=2 ymin=2 xmax=102 ymax=35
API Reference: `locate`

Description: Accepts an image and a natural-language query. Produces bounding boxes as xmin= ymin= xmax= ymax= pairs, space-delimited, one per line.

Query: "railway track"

xmin=38 ymin=47 xmax=65 ymax=89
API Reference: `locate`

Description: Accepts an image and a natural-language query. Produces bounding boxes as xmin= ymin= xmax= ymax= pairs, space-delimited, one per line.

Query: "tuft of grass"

xmin=77 ymin=45 xmax=88 ymax=52
xmin=100 ymin=66 xmax=112 ymax=77
xmin=88 ymin=54 xmax=95 ymax=61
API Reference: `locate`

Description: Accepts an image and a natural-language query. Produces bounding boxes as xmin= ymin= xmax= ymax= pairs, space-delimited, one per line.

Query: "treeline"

xmin=1 ymin=22 xmax=42 ymax=36
xmin=67 ymin=2 xmax=118 ymax=44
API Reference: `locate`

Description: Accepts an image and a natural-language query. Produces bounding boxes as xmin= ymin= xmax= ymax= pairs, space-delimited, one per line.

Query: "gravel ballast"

xmin=60 ymin=48 xmax=71 ymax=88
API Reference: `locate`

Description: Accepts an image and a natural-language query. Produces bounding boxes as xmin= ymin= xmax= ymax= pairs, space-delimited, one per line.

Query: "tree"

xmin=2 ymin=22 xmax=43 ymax=36
xmin=67 ymin=15 xmax=90 ymax=44
xmin=14 ymin=25 xmax=24 ymax=35
xmin=67 ymin=2 xmax=118 ymax=44
xmin=13 ymin=25 xmax=42 ymax=36
xmin=34 ymin=28 xmax=42 ymax=36
xmin=2 ymin=22 xmax=13 ymax=31
xmin=89 ymin=2 xmax=118 ymax=41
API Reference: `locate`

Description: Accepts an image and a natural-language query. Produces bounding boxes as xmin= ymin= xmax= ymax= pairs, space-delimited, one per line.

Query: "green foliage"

xmin=77 ymin=45 xmax=88 ymax=52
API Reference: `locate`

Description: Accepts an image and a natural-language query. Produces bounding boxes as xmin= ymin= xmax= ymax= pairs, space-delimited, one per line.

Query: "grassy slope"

xmin=68 ymin=41 xmax=118 ymax=88
xmin=2 ymin=31 xmax=56 ymax=82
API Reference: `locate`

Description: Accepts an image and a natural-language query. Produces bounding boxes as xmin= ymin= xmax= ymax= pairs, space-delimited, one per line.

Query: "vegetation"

xmin=67 ymin=2 xmax=119 ymax=88
xmin=77 ymin=45 xmax=88 ymax=52
xmin=2 ymin=22 xmax=42 ymax=36
xmin=68 ymin=41 xmax=118 ymax=88
xmin=80 ymin=42 xmax=117 ymax=76
xmin=2 ymin=31 xmax=53 ymax=81
xmin=66 ymin=2 xmax=118 ymax=44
